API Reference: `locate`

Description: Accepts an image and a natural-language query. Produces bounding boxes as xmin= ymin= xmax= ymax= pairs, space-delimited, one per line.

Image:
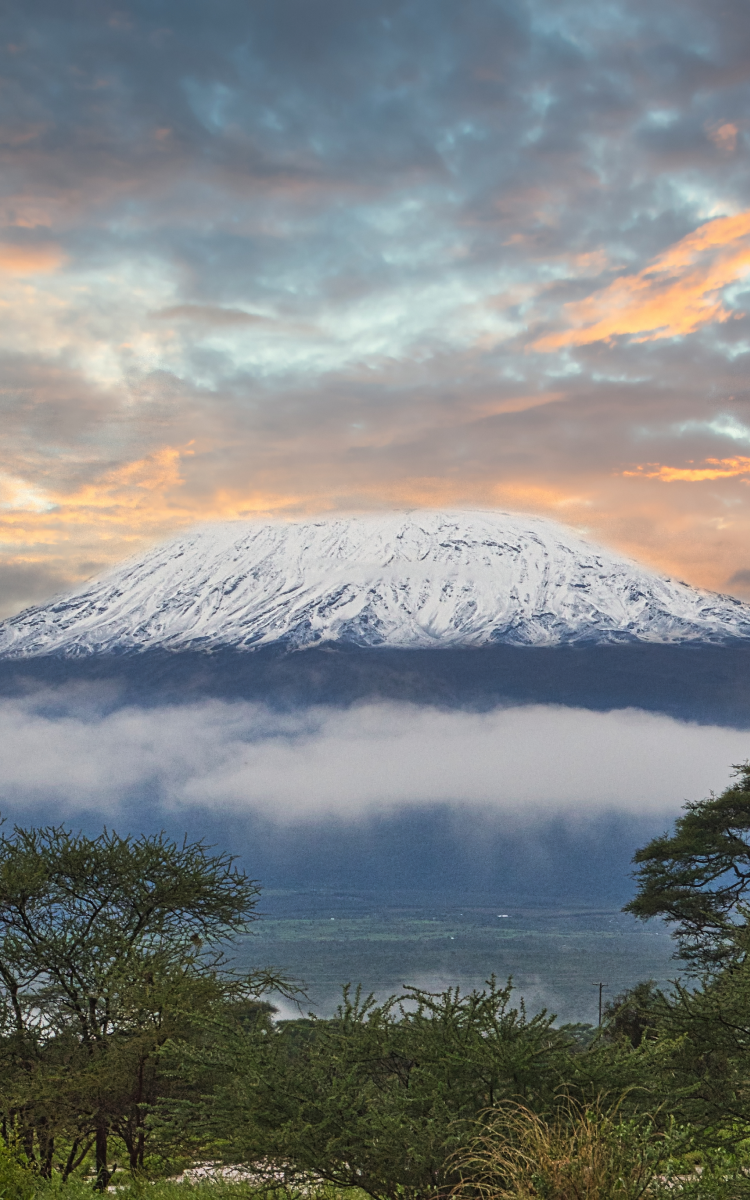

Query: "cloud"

xmin=0 ymin=562 xmax=76 ymax=619
xmin=0 ymin=243 xmax=66 ymax=276
xmin=0 ymin=446 xmax=194 ymax=554
xmin=624 ymin=456 xmax=750 ymax=482
xmin=706 ymin=122 xmax=739 ymax=154
xmin=151 ymin=306 xmax=271 ymax=326
xmin=61 ymin=446 xmax=189 ymax=517
xmin=0 ymin=472 xmax=55 ymax=513
xmin=4 ymin=0 xmax=750 ymax=612
xmin=532 ymin=212 xmax=750 ymax=350
xmin=0 ymin=693 xmax=746 ymax=823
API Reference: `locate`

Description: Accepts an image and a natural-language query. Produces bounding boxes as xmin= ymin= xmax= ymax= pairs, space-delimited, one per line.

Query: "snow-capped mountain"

xmin=1 ymin=509 xmax=749 ymax=658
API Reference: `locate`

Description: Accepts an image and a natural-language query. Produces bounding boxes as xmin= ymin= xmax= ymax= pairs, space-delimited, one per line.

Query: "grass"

xmin=6 ymin=1170 xmax=368 ymax=1200
xmin=451 ymin=1101 xmax=680 ymax=1200
xmin=3 ymin=1133 xmax=744 ymax=1200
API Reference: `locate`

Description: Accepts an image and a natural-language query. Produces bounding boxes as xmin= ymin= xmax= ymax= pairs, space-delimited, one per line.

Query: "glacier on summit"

xmin=1 ymin=510 xmax=749 ymax=659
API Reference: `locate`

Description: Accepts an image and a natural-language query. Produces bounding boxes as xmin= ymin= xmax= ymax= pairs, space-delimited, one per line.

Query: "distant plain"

xmin=240 ymin=888 xmax=676 ymax=1026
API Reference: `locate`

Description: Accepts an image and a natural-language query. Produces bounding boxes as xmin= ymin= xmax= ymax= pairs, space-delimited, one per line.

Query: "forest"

xmin=3 ymin=766 xmax=750 ymax=1199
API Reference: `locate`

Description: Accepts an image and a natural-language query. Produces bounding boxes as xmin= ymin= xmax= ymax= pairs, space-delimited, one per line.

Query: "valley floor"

xmin=239 ymin=889 xmax=676 ymax=1024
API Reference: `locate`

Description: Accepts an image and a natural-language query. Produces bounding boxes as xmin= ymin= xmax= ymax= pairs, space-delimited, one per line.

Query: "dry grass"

xmin=451 ymin=1100 xmax=668 ymax=1200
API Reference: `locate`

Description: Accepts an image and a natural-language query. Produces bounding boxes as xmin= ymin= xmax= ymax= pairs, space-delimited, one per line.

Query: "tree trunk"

xmin=20 ymin=1123 xmax=35 ymax=1164
xmin=121 ymin=1126 xmax=135 ymax=1172
xmin=94 ymin=1120 xmax=110 ymax=1192
xmin=62 ymin=1136 xmax=94 ymax=1183
xmin=38 ymin=1124 xmax=54 ymax=1179
xmin=62 ymin=1138 xmax=81 ymax=1183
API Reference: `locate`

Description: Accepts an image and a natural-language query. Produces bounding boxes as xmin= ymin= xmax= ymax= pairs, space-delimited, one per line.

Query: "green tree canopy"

xmin=624 ymin=761 xmax=750 ymax=970
xmin=0 ymin=824 xmax=261 ymax=1186
xmin=601 ymin=980 xmax=663 ymax=1049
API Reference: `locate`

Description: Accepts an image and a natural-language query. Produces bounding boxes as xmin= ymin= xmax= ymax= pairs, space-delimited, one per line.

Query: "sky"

xmin=3 ymin=0 xmax=750 ymax=617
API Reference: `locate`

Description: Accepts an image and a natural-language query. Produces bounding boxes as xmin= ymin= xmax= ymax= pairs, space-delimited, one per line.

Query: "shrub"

xmin=0 ymin=1137 xmax=38 ymax=1200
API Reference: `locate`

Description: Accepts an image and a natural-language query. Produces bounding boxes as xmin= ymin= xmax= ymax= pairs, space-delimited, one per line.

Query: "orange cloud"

xmin=0 ymin=446 xmax=310 ymax=561
xmin=0 ymin=443 xmax=595 ymax=565
xmin=46 ymin=447 xmax=203 ymax=536
xmin=0 ymin=242 xmax=67 ymax=276
xmin=625 ymin=456 xmax=750 ymax=482
xmin=0 ymin=447 xmax=191 ymax=547
xmin=492 ymin=481 xmax=592 ymax=510
xmin=469 ymin=391 xmax=566 ymax=418
xmin=533 ymin=211 xmax=750 ymax=350
xmin=707 ymin=122 xmax=739 ymax=153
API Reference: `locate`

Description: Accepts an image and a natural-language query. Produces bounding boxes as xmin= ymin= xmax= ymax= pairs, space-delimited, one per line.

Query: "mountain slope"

xmin=1 ymin=510 xmax=749 ymax=657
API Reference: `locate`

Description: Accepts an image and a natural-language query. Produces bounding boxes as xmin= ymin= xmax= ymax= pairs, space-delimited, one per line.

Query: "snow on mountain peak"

xmin=1 ymin=509 xmax=749 ymax=657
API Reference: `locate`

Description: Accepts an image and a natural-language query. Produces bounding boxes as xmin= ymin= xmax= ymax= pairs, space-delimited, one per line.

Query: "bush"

xmin=0 ymin=1137 xmax=38 ymax=1200
xmin=156 ymin=978 xmax=572 ymax=1200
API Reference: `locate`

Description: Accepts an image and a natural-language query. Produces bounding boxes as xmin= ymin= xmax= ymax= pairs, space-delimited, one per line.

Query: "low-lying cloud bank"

xmin=0 ymin=691 xmax=746 ymax=822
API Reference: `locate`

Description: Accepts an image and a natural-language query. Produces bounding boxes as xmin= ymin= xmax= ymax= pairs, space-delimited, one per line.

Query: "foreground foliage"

xmin=6 ymin=766 xmax=750 ymax=1197
xmin=0 ymin=825 xmax=266 ymax=1187
xmin=158 ymin=978 xmax=574 ymax=1200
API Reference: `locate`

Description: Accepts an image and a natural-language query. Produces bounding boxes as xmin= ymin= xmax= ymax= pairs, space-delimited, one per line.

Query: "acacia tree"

xmin=625 ymin=761 xmax=750 ymax=970
xmin=0 ymin=824 xmax=261 ymax=1187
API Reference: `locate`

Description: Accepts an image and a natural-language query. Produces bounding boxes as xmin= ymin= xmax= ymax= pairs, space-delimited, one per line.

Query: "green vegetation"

xmin=0 ymin=826 xmax=284 ymax=1190
xmin=4 ymin=764 xmax=750 ymax=1197
xmin=625 ymin=761 xmax=750 ymax=970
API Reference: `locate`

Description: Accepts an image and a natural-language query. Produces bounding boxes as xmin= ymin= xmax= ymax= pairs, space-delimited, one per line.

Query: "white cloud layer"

xmin=0 ymin=693 xmax=746 ymax=822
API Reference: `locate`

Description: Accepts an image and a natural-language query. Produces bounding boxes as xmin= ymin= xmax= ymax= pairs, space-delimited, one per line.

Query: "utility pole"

xmin=593 ymin=981 xmax=608 ymax=1026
